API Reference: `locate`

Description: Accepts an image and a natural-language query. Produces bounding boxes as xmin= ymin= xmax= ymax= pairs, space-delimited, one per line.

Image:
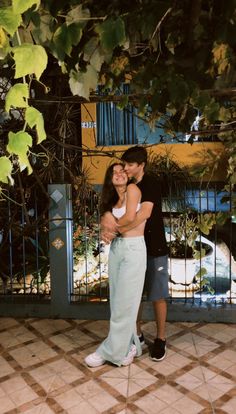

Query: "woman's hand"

xmin=100 ymin=212 xmax=118 ymax=244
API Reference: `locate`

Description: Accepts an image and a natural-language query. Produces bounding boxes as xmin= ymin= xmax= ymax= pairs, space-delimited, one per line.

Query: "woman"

xmin=85 ymin=163 xmax=147 ymax=367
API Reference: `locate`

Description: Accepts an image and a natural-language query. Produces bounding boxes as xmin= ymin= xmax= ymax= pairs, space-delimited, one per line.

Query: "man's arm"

xmin=118 ymin=201 xmax=154 ymax=233
xmin=117 ymin=184 xmax=141 ymax=226
xmin=100 ymin=211 xmax=118 ymax=243
xmin=100 ymin=184 xmax=142 ymax=242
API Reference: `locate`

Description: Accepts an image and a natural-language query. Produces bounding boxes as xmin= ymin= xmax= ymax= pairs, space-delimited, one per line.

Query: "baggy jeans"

xmin=97 ymin=236 xmax=147 ymax=366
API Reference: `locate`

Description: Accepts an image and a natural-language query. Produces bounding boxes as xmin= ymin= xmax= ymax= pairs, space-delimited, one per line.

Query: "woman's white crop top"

xmin=112 ymin=203 xmax=141 ymax=219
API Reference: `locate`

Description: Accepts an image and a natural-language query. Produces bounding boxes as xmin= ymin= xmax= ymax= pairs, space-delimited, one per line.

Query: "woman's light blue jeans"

xmin=97 ymin=236 xmax=146 ymax=366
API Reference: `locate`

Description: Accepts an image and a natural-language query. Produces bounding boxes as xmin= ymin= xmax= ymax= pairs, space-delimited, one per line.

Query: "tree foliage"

xmin=0 ymin=0 xmax=236 ymax=187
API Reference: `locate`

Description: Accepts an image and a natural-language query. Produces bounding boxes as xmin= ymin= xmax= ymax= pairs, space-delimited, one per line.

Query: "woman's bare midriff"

xmin=122 ymin=222 xmax=146 ymax=238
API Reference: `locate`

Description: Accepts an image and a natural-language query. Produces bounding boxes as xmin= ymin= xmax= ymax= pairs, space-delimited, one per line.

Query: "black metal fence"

xmin=0 ymin=189 xmax=50 ymax=297
xmin=0 ymin=182 xmax=236 ymax=320
xmin=72 ymin=182 xmax=236 ymax=306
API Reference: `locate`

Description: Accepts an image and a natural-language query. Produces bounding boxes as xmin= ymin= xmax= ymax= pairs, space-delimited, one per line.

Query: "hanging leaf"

xmin=95 ymin=17 xmax=126 ymax=52
xmin=83 ymin=37 xmax=99 ymax=61
xmin=0 ymin=44 xmax=9 ymax=60
xmin=7 ymin=131 xmax=32 ymax=173
xmin=25 ymin=106 xmax=46 ymax=143
xmin=190 ymin=90 xmax=212 ymax=112
xmin=195 ymin=267 xmax=207 ymax=279
xmin=12 ymin=0 xmax=40 ymax=15
xmin=212 ymin=43 xmax=231 ymax=75
xmin=90 ymin=48 xmax=105 ymax=72
xmin=204 ymin=99 xmax=220 ymax=124
xmin=215 ymin=211 xmax=229 ymax=226
xmin=12 ymin=44 xmax=48 ymax=79
xmin=165 ymin=33 xmax=176 ymax=54
xmin=116 ymin=95 xmax=129 ymax=110
xmin=66 ymin=4 xmax=90 ymax=26
xmin=5 ymin=83 xmax=29 ymax=112
xmin=218 ymin=107 xmax=232 ymax=123
xmin=67 ymin=23 xmax=83 ymax=47
xmin=0 ymin=156 xmax=12 ymax=184
xmin=0 ymin=25 xmax=9 ymax=59
xmin=69 ymin=65 xmax=98 ymax=100
xmin=168 ymin=76 xmax=189 ymax=104
xmin=52 ymin=24 xmax=72 ymax=60
xmin=52 ymin=23 xmax=82 ymax=60
xmin=0 ymin=6 xmax=21 ymax=36
xmin=0 ymin=26 xmax=7 ymax=47
xmin=31 ymin=12 xmax=54 ymax=43
xmin=84 ymin=40 xmax=106 ymax=74
xmin=110 ymin=55 xmax=129 ymax=76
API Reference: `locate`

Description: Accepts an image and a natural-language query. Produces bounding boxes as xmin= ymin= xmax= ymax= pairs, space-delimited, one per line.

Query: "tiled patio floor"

xmin=0 ymin=318 xmax=236 ymax=413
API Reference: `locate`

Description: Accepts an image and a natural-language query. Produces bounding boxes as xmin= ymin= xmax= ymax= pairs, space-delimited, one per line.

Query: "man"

xmin=101 ymin=146 xmax=169 ymax=361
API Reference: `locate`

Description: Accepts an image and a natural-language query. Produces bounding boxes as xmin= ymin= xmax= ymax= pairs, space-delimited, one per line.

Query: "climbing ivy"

xmin=0 ymin=0 xmax=236 ymax=187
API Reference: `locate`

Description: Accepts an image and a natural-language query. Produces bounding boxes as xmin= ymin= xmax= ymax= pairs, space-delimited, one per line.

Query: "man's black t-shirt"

xmin=137 ymin=173 xmax=168 ymax=257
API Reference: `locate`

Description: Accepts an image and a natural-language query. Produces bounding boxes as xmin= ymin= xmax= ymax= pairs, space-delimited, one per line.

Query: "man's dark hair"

xmin=121 ymin=145 xmax=147 ymax=166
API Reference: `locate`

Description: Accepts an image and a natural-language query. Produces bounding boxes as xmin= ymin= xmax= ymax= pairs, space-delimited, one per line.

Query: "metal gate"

xmin=0 ymin=183 xmax=236 ymax=322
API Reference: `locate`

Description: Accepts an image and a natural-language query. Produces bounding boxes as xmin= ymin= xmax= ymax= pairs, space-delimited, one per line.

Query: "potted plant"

xmin=146 ymin=150 xmax=193 ymax=211
xmin=167 ymin=211 xmax=216 ymax=288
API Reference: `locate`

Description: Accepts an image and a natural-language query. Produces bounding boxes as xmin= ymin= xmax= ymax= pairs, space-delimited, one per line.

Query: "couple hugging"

xmin=85 ymin=146 xmax=168 ymax=368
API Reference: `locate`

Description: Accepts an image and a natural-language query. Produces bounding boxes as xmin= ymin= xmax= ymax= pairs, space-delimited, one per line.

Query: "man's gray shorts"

xmin=144 ymin=255 xmax=169 ymax=301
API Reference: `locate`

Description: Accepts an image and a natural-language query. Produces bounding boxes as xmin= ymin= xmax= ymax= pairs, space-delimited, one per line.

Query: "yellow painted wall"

xmin=81 ymin=103 xmax=226 ymax=185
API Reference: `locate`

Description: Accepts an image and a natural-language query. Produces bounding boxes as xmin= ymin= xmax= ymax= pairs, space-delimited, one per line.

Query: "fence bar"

xmin=48 ymin=184 xmax=73 ymax=314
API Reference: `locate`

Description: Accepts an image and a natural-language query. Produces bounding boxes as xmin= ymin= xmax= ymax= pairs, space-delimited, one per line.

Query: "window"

xmin=96 ymin=87 xmax=221 ymax=145
xmin=96 ymin=101 xmax=138 ymax=146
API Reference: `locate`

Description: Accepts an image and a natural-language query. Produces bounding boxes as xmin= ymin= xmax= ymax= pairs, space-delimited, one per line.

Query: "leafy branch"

xmin=0 ymin=0 xmax=236 ymax=190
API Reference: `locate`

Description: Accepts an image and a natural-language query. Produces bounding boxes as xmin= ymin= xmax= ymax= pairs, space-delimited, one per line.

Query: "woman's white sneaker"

xmin=122 ymin=344 xmax=137 ymax=366
xmin=85 ymin=352 xmax=105 ymax=367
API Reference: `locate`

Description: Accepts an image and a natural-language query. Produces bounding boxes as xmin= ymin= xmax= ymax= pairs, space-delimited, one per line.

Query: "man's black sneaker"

xmin=150 ymin=338 xmax=166 ymax=361
xmin=138 ymin=333 xmax=145 ymax=346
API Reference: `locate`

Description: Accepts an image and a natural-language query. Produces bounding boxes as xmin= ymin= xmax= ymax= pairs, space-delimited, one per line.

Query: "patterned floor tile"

xmin=23 ymin=402 xmax=55 ymax=413
xmin=9 ymin=340 xmax=58 ymax=368
xmin=152 ymin=384 xmax=184 ymax=404
xmin=193 ymin=382 xmax=226 ymax=402
xmin=53 ymin=388 xmax=84 ymax=410
xmin=0 ymin=395 xmax=15 ymax=413
xmin=175 ymin=371 xmax=204 ymax=391
xmin=134 ymin=392 xmax=168 ymax=413
xmin=0 ymin=318 xmax=235 ymax=413
xmin=0 ymin=375 xmax=39 ymax=410
xmin=165 ymin=351 xmax=192 ymax=368
xmin=170 ymin=395 xmax=205 ymax=413
xmin=221 ymin=396 xmax=236 ymax=414
xmin=0 ymin=318 xmax=20 ymax=331
xmin=0 ymin=356 xmax=15 ymax=378
xmin=29 ymin=319 xmax=72 ymax=335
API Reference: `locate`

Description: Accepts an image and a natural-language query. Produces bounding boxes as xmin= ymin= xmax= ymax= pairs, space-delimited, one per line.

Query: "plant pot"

xmin=168 ymin=240 xmax=213 ymax=286
xmin=168 ymin=255 xmax=197 ymax=285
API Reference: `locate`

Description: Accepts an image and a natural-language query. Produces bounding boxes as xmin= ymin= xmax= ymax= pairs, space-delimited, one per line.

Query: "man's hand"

xmin=100 ymin=211 xmax=118 ymax=244
xmin=101 ymin=230 xmax=116 ymax=244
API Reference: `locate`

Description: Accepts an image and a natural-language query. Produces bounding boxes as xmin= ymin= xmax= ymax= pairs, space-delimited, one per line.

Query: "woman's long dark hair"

xmin=100 ymin=163 xmax=122 ymax=215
